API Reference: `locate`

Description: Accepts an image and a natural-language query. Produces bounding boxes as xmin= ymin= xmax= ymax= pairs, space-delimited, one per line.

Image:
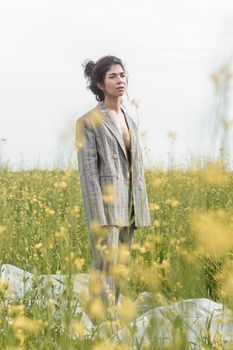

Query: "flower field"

xmin=1 ymin=162 xmax=233 ymax=349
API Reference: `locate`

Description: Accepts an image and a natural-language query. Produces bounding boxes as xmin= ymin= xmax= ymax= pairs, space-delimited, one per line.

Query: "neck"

xmin=103 ymin=96 xmax=122 ymax=114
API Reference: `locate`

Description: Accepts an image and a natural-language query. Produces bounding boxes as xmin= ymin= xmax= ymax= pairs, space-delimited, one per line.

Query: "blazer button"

xmin=112 ymin=153 xmax=118 ymax=159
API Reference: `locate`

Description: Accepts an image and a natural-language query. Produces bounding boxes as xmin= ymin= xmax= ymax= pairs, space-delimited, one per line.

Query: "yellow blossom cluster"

xmin=191 ymin=209 xmax=233 ymax=257
xmin=166 ymin=197 xmax=179 ymax=208
xmin=102 ymin=183 xmax=117 ymax=203
xmin=202 ymin=162 xmax=230 ymax=186
xmin=0 ymin=225 xmax=6 ymax=233
xmin=54 ymin=180 xmax=68 ymax=189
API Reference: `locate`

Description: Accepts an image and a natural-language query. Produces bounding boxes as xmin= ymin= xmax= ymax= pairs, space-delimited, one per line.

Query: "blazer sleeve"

xmin=75 ymin=118 xmax=107 ymax=228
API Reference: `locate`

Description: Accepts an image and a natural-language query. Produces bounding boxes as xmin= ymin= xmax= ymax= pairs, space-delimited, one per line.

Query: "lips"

xmin=116 ymin=87 xmax=125 ymax=90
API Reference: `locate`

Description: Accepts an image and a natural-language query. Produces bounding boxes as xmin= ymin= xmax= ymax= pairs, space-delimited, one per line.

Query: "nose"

xmin=117 ymin=75 xmax=125 ymax=85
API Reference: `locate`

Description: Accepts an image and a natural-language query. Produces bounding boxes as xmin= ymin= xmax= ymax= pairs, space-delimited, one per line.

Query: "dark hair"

xmin=82 ymin=55 xmax=128 ymax=101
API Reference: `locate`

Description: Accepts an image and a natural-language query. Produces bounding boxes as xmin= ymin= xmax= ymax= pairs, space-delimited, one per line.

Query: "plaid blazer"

xmin=75 ymin=101 xmax=151 ymax=229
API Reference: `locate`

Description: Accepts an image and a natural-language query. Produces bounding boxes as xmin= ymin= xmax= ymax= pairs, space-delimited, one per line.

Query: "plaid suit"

xmin=75 ymin=101 xmax=151 ymax=230
xmin=75 ymin=101 xmax=151 ymax=312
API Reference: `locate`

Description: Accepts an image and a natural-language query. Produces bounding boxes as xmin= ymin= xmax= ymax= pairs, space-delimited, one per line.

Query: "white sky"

xmin=1 ymin=0 xmax=233 ymax=170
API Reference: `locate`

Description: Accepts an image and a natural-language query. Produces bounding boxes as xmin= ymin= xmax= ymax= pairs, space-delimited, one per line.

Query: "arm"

xmin=75 ymin=118 xmax=107 ymax=228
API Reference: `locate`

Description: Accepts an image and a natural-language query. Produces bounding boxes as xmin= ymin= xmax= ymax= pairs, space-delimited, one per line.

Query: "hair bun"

xmin=83 ymin=60 xmax=95 ymax=80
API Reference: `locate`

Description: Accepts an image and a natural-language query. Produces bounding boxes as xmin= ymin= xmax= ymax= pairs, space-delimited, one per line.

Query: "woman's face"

xmin=98 ymin=64 xmax=127 ymax=98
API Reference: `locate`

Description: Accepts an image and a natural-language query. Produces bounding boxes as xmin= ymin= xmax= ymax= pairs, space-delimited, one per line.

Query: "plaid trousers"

xmin=87 ymin=179 xmax=135 ymax=309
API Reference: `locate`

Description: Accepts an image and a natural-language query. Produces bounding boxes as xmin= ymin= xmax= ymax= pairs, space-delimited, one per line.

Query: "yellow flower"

xmin=109 ymin=264 xmax=129 ymax=281
xmin=135 ymin=262 xmax=159 ymax=291
xmin=55 ymin=227 xmax=66 ymax=239
xmin=0 ymin=225 xmax=6 ymax=233
xmin=191 ymin=209 xmax=232 ymax=257
xmin=71 ymin=206 xmax=80 ymax=215
xmin=60 ymin=181 xmax=67 ymax=188
xmin=14 ymin=329 xmax=26 ymax=346
xmin=202 ymin=162 xmax=229 ymax=185
xmin=153 ymin=219 xmax=160 ymax=227
xmin=45 ymin=207 xmax=55 ymax=216
xmin=166 ymin=197 xmax=179 ymax=208
xmin=88 ymin=297 xmax=106 ymax=321
xmin=70 ymin=320 xmax=86 ymax=338
xmin=89 ymin=270 xmax=102 ymax=296
xmin=88 ymin=109 xmax=104 ymax=127
xmin=54 ymin=180 xmax=68 ymax=188
xmin=117 ymin=244 xmax=130 ymax=265
xmin=103 ymin=245 xmax=117 ymax=263
xmin=74 ymin=258 xmax=85 ymax=271
xmin=144 ymin=233 xmax=162 ymax=249
xmin=12 ymin=316 xmax=42 ymax=335
xmin=89 ymin=221 xmax=108 ymax=240
xmin=118 ymin=297 xmax=137 ymax=324
xmin=64 ymin=169 xmax=73 ymax=178
xmin=149 ymin=202 xmax=160 ymax=211
xmin=34 ymin=242 xmax=43 ymax=250
xmin=138 ymin=246 xmax=146 ymax=253
xmin=167 ymin=131 xmax=177 ymax=141
xmin=102 ymin=183 xmax=117 ymax=204
xmin=144 ymin=240 xmax=154 ymax=250
xmin=131 ymin=243 xmax=141 ymax=251
xmin=9 ymin=304 xmax=25 ymax=317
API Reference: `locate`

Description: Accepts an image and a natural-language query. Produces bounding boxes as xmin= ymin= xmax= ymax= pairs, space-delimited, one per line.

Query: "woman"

xmin=75 ymin=55 xmax=151 ymax=319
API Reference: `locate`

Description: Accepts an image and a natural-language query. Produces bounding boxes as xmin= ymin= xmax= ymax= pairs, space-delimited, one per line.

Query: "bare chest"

xmin=110 ymin=111 xmax=131 ymax=152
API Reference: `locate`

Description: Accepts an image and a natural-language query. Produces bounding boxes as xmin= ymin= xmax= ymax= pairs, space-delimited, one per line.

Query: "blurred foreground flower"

xmin=118 ymin=297 xmax=137 ymax=325
xmin=89 ymin=270 xmax=102 ymax=297
xmin=75 ymin=109 xmax=103 ymax=151
xmin=12 ymin=316 xmax=43 ymax=346
xmin=0 ymin=225 xmax=6 ymax=233
xmin=201 ymin=162 xmax=229 ymax=185
xmin=9 ymin=304 xmax=25 ymax=317
xmin=102 ymin=183 xmax=117 ymax=203
xmin=167 ymin=131 xmax=177 ymax=141
xmin=90 ymin=221 xmax=108 ymax=240
xmin=70 ymin=320 xmax=87 ymax=338
xmin=151 ymin=177 xmax=163 ymax=188
xmin=131 ymin=261 xmax=160 ymax=292
xmin=109 ymin=264 xmax=129 ymax=282
xmin=117 ymin=243 xmax=130 ymax=265
xmin=87 ymin=297 xmax=106 ymax=322
xmin=191 ymin=209 xmax=233 ymax=257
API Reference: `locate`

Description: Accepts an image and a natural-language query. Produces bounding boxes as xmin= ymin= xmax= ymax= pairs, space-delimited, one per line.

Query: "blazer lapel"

xmin=96 ymin=101 xmax=135 ymax=163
